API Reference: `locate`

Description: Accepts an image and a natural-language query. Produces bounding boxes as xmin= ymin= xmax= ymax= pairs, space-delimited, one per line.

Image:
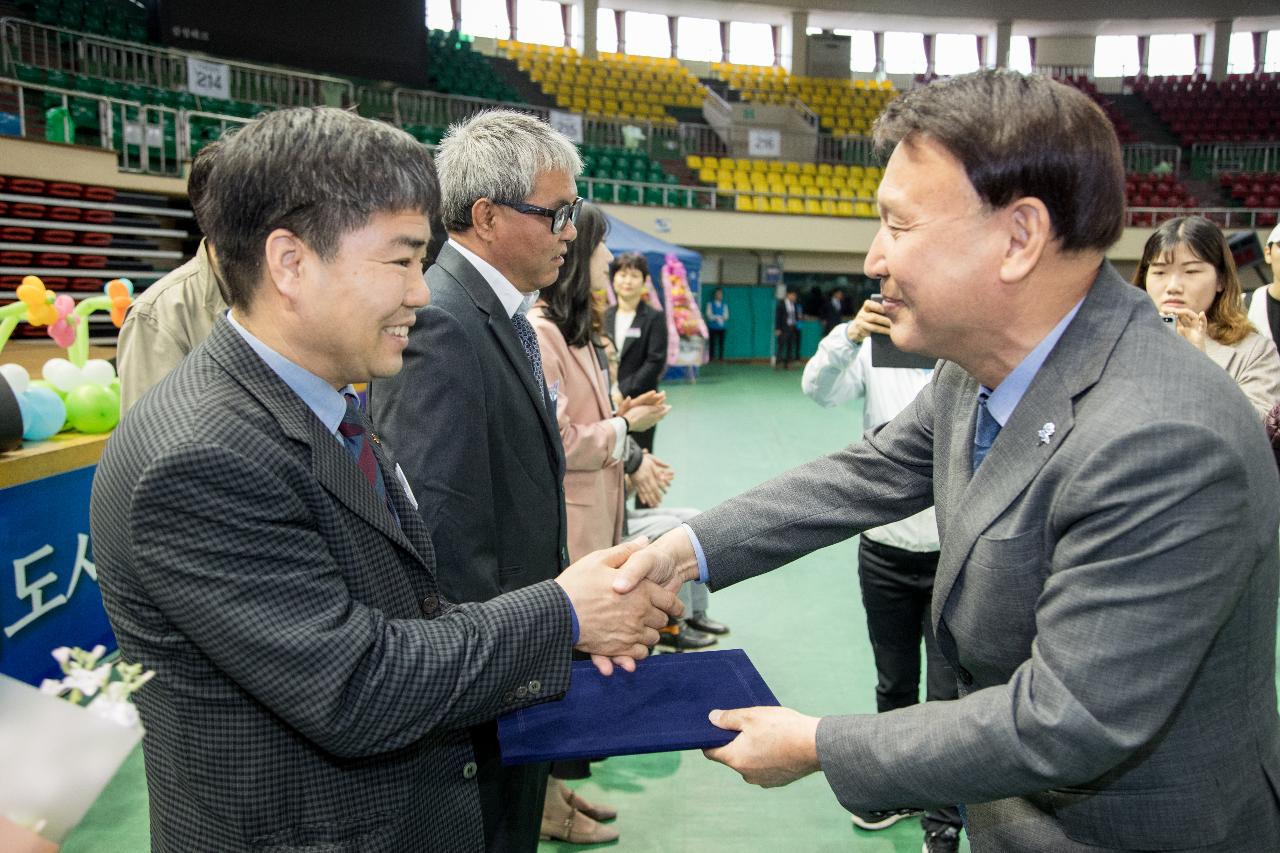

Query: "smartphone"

xmin=867 ymin=294 xmax=938 ymax=369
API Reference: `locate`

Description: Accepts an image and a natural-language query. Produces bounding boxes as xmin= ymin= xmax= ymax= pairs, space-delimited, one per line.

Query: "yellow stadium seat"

xmin=735 ymin=195 xmax=754 ymax=212
xmin=720 ymin=158 xmax=736 ymax=170
xmin=687 ymin=154 xmax=703 ymax=170
xmin=782 ymin=174 xmax=799 ymax=187
xmin=768 ymin=196 xmax=786 ymax=214
xmin=849 ymin=165 xmax=866 ymax=179
xmin=833 ymin=164 xmax=849 ymax=177
xmin=800 ymin=163 xmax=817 ymax=176
xmin=716 ymin=179 xmax=734 ymax=192
xmin=734 ymin=177 xmax=753 ymax=192
xmin=768 ymin=161 xmax=784 ymax=173
xmin=820 ymin=200 xmax=838 ymax=216
xmin=716 ymin=168 xmax=733 ymax=181
xmin=698 ymin=167 xmax=716 ymax=184
xmin=854 ymin=202 xmax=875 ymax=218
xmin=750 ymin=159 xmax=767 ymax=172
xmin=817 ymin=163 xmax=833 ymax=176
xmin=804 ymin=199 xmax=822 ymax=215
xmin=786 ymin=198 xmax=805 ymax=214
xmin=836 ymin=200 xmax=854 ymax=217
xmin=752 ymin=195 xmax=770 ymax=211
xmin=702 ymin=156 xmax=718 ymax=169
xmin=784 ymin=162 xmax=800 ymax=174
xmin=815 ymin=176 xmax=832 ymax=189
xmin=799 ymin=174 xmax=815 ymax=187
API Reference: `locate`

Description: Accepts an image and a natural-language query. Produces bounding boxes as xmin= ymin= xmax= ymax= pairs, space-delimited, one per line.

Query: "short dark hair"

xmin=187 ymin=139 xmax=222 ymax=233
xmin=542 ymin=202 xmax=608 ymax=349
xmin=200 ymin=107 xmax=439 ymax=310
xmin=1133 ymin=215 xmax=1254 ymax=346
xmin=872 ymin=69 xmax=1124 ymax=253
xmin=609 ymin=251 xmax=649 ymax=282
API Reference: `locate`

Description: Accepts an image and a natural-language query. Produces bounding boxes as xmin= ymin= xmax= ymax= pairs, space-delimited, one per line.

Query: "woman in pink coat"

xmin=529 ymin=202 xmax=668 ymax=845
xmin=530 ymin=204 xmax=668 ymax=564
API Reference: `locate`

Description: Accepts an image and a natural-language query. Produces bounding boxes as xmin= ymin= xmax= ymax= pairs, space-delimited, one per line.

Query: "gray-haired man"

xmin=91 ymin=107 xmax=676 ymax=853
xmin=371 ymin=110 xmax=612 ymax=848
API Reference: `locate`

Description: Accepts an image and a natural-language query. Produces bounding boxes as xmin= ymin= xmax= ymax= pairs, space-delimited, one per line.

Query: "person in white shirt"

xmin=1246 ymin=223 xmax=1280 ymax=349
xmin=801 ymin=296 xmax=963 ymax=848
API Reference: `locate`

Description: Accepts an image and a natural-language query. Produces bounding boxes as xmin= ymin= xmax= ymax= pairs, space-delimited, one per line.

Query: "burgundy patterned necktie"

xmin=338 ymin=394 xmax=398 ymax=523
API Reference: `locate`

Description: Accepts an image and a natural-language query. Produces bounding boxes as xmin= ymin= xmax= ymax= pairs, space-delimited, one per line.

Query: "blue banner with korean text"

xmin=0 ymin=465 xmax=114 ymax=686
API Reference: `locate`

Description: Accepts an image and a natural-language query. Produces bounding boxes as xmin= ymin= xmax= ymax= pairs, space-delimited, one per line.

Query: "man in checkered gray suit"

xmin=89 ymin=107 xmax=678 ymax=852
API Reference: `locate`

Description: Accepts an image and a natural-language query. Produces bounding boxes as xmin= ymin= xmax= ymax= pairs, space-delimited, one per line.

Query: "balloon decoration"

xmin=0 ymin=276 xmax=133 ymax=445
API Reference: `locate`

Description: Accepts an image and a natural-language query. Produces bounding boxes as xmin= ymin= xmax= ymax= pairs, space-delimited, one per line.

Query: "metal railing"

xmin=391 ymin=86 xmax=547 ymax=130
xmin=0 ymin=18 xmax=353 ymax=108
xmin=1122 ymin=143 xmax=1182 ymax=175
xmin=0 ymin=76 xmax=181 ymax=175
xmin=1191 ymin=142 xmax=1280 ymax=175
xmin=577 ymin=174 xmax=879 ymax=217
xmin=1124 ymin=207 xmax=1276 ymax=230
xmin=817 ymin=134 xmax=877 ymax=166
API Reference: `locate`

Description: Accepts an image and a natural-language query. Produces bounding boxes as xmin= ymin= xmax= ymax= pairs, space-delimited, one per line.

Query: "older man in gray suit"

xmin=90 ymin=107 xmax=677 ymax=853
xmin=618 ymin=71 xmax=1280 ymax=851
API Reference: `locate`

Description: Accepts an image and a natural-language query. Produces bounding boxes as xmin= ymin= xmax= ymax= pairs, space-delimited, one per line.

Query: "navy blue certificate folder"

xmin=497 ymin=648 xmax=779 ymax=766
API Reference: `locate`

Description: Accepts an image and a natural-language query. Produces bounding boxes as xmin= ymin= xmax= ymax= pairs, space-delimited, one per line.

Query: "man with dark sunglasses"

xmin=371 ymin=110 xmax=616 ymax=850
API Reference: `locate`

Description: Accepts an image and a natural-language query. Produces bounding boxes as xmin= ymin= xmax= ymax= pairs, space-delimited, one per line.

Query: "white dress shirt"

xmin=802 ymin=323 xmax=938 ymax=552
xmin=448 ymin=238 xmax=536 ymax=318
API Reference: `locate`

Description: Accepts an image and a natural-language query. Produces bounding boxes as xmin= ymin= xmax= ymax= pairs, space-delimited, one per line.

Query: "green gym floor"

xmin=67 ymin=362 xmax=986 ymax=851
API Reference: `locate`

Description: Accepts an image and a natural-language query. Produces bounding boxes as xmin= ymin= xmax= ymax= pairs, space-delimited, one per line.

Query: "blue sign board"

xmin=0 ymin=465 xmax=115 ymax=686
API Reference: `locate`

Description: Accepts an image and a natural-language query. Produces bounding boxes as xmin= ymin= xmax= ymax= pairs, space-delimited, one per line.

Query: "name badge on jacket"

xmin=625 ymin=327 xmax=642 ymax=339
xmin=393 ymin=463 xmax=419 ymax=511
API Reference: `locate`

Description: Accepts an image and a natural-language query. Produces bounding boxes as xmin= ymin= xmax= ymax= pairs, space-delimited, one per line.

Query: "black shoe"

xmin=850 ymin=808 xmax=919 ymax=831
xmin=922 ymin=826 xmax=961 ymax=853
xmin=685 ymin=614 xmax=729 ymax=635
xmin=656 ymin=623 xmax=718 ymax=651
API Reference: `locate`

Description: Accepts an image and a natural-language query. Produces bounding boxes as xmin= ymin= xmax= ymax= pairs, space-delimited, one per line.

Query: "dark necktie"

xmin=511 ymin=311 xmax=548 ymax=404
xmin=972 ymin=391 xmax=1001 ymax=472
xmin=338 ymin=395 xmax=398 ymax=523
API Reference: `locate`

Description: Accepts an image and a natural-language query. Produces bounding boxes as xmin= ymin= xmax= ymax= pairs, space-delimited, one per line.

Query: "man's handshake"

xmin=554 ymin=529 xmax=704 ymax=675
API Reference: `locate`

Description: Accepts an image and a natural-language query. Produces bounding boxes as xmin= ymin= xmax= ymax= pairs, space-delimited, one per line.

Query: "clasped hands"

xmin=555 ymin=529 xmax=823 ymax=789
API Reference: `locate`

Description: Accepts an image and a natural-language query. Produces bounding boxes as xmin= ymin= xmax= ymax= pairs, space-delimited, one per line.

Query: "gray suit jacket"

xmin=90 ymin=319 xmax=574 ymax=852
xmin=690 ymin=264 xmax=1280 ymax=851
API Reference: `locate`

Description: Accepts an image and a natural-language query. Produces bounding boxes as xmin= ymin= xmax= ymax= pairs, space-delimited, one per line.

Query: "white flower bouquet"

xmin=0 ymin=646 xmax=153 ymax=847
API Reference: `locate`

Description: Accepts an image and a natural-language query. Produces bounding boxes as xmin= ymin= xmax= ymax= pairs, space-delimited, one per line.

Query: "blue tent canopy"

xmin=602 ymin=215 xmax=702 ymax=309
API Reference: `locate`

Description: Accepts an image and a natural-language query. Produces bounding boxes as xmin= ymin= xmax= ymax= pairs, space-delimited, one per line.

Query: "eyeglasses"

xmin=493 ymin=196 xmax=583 ymax=235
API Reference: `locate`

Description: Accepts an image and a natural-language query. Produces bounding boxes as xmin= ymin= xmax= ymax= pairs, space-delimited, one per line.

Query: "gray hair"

xmin=200 ymin=106 xmax=439 ymax=310
xmin=435 ymin=109 xmax=582 ymax=232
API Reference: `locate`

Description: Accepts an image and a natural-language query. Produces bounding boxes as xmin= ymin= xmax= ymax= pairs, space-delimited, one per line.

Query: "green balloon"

xmin=29 ymin=379 xmax=66 ymax=399
xmin=64 ymin=384 xmax=121 ymax=434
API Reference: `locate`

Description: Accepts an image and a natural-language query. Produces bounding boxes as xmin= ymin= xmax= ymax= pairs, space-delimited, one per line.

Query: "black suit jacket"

xmin=369 ymin=244 xmax=570 ymax=850
xmin=89 ymin=318 xmax=573 ymax=852
xmin=775 ymin=299 xmax=798 ymax=333
xmin=607 ymin=300 xmax=668 ymax=398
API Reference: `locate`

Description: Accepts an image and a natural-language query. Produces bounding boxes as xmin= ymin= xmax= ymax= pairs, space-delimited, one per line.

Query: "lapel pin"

xmin=1037 ymin=422 xmax=1055 ymax=445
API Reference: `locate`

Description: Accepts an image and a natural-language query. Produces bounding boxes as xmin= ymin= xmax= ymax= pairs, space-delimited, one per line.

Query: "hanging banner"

xmin=549 ymin=110 xmax=584 ymax=144
xmin=747 ymin=128 xmax=781 ymax=158
xmin=187 ymin=56 xmax=231 ymax=99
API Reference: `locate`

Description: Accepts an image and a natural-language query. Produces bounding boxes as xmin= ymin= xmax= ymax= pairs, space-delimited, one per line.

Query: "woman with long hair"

xmin=528 ymin=202 xmax=669 ymax=845
xmin=1134 ymin=215 xmax=1280 ymax=417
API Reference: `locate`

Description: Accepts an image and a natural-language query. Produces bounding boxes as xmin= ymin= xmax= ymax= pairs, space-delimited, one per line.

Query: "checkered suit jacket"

xmin=90 ymin=318 xmax=574 ymax=852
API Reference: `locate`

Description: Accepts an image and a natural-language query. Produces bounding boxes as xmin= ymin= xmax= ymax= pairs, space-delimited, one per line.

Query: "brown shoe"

xmin=564 ymin=787 xmax=618 ymax=822
xmin=542 ymin=781 xmax=620 ymax=844
xmin=539 ymin=809 xmax=619 ymax=844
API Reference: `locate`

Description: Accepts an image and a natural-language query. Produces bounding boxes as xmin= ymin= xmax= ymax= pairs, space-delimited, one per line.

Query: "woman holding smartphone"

xmin=1134 ymin=215 xmax=1280 ymax=417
